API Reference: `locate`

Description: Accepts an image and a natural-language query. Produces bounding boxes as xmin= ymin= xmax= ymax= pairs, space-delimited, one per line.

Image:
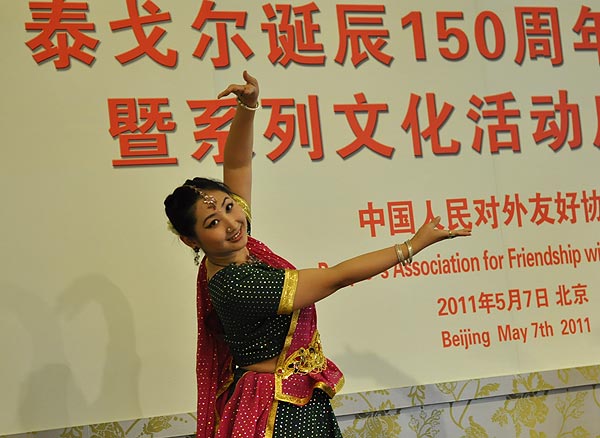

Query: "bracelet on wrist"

xmin=237 ymin=96 xmax=260 ymax=111
xmin=394 ymin=243 xmax=406 ymax=265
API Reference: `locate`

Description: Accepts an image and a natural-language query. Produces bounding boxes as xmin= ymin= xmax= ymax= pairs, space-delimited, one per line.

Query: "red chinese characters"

xmin=109 ymin=0 xmax=178 ymax=67
xmin=359 ymin=201 xmax=416 ymax=238
xmin=582 ymin=190 xmax=600 ymax=223
xmin=556 ymin=283 xmax=589 ymax=306
xmin=334 ymin=93 xmax=393 ymax=159
xmin=358 ymin=190 xmax=599 ymax=238
xmin=25 ymin=0 xmax=99 ymax=68
xmin=482 ymin=288 xmax=549 ymax=314
xmin=108 ymin=98 xmax=177 ymax=166
xmin=335 ymin=4 xmax=392 ymax=66
xmin=514 ymin=7 xmax=563 ymax=66
xmin=573 ymin=6 xmax=600 ymax=62
xmin=358 ymin=202 xmax=386 ymax=238
xmin=103 ymin=88 xmax=600 ymax=168
xmin=446 ymin=198 xmax=473 ymax=230
xmin=191 ymin=0 xmax=253 ymax=68
xmin=502 ymin=194 xmax=528 ymax=228
xmin=437 ymin=287 xmax=555 ymax=316
xmin=186 ymin=97 xmax=237 ymax=164
xmin=25 ymin=5 xmax=600 ymax=69
xmin=262 ymin=2 xmax=325 ymax=67
xmin=436 ymin=284 xmax=593 ymax=331
xmin=387 ymin=201 xmax=415 ymax=236
xmin=531 ymin=90 xmax=581 ymax=151
xmin=473 ymin=196 xmax=500 ymax=229
xmin=262 ymin=95 xmax=324 ymax=161
xmin=468 ymin=92 xmax=522 ymax=154
xmin=402 ymin=93 xmax=459 ymax=157
xmin=555 ymin=192 xmax=580 ymax=224
xmin=529 ymin=192 xmax=556 ymax=225
xmin=594 ymin=97 xmax=600 ymax=148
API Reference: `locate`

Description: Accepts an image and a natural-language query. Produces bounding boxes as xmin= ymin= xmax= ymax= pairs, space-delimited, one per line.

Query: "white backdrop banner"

xmin=1 ymin=0 xmax=598 ymax=434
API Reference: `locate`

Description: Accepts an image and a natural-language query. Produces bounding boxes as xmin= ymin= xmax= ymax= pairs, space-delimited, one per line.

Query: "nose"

xmin=225 ymin=218 xmax=236 ymax=233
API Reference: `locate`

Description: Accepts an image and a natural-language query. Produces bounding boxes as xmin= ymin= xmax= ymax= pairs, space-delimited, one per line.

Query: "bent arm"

xmin=219 ymin=71 xmax=259 ymax=206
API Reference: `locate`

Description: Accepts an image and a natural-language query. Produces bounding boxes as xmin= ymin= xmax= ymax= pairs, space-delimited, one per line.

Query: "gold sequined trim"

xmin=276 ymin=381 xmax=337 ymax=405
xmin=265 ymin=400 xmax=278 ymax=438
xmin=273 ymin=307 xmax=338 ymax=405
xmin=274 ymin=330 xmax=335 ymax=405
xmin=276 ymin=330 xmax=327 ymax=380
xmin=274 ymin=309 xmax=300 ymax=395
xmin=332 ymin=375 xmax=345 ymax=396
xmin=278 ymin=269 xmax=298 ymax=315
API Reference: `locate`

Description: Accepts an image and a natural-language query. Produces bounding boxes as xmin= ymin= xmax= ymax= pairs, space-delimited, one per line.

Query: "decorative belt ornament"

xmin=276 ymin=331 xmax=327 ymax=379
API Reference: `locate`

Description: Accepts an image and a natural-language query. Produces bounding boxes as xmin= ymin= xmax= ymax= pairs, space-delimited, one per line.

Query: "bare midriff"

xmin=241 ymin=356 xmax=278 ymax=373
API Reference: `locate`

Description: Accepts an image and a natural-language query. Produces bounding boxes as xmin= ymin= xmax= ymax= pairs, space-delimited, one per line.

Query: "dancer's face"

xmin=182 ymin=190 xmax=248 ymax=257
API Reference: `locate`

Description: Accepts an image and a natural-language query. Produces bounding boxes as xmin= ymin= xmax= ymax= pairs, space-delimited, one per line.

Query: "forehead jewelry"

xmin=184 ymin=185 xmax=217 ymax=209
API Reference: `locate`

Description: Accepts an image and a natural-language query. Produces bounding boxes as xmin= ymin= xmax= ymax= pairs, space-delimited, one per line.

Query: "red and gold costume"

xmin=195 ymin=197 xmax=344 ymax=437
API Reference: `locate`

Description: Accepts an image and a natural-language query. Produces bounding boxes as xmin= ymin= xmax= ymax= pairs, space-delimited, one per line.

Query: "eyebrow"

xmin=202 ymin=196 xmax=230 ymax=227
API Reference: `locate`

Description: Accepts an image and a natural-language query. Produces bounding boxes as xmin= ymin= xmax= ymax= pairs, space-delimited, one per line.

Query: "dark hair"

xmin=164 ymin=177 xmax=233 ymax=238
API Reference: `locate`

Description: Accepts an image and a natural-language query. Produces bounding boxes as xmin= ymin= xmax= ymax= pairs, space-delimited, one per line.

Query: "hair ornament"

xmin=184 ymin=185 xmax=217 ymax=209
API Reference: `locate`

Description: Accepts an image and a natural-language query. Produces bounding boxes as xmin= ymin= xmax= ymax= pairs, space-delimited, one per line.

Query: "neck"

xmin=207 ymin=259 xmax=232 ymax=268
xmin=207 ymin=248 xmax=252 ymax=268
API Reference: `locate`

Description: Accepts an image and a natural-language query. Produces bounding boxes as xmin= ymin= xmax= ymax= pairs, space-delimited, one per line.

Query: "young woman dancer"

xmin=164 ymin=71 xmax=471 ymax=437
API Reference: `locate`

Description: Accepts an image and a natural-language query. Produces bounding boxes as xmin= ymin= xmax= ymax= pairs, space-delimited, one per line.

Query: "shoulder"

xmin=211 ymin=262 xmax=282 ymax=285
xmin=209 ymin=263 xmax=287 ymax=301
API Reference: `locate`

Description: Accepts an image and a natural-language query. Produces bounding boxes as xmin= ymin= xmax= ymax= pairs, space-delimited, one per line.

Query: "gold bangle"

xmin=237 ymin=96 xmax=260 ymax=111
